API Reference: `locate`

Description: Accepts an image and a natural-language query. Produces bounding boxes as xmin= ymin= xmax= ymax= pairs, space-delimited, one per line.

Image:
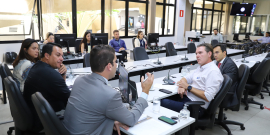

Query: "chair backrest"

xmin=165 ymin=42 xmax=177 ymax=57
xmin=211 ymin=39 xmax=219 ymax=47
xmin=252 ymin=58 xmax=270 ymax=83
xmin=205 ymin=74 xmax=232 ymax=118
xmin=0 ymin=63 xmax=13 ymax=78
xmin=75 ymin=39 xmax=82 ymax=53
xmin=5 ymin=52 xmax=17 ymax=64
xmin=83 ymin=53 xmax=90 ymax=67
xmin=31 ymin=92 xmax=70 ymax=135
xmin=133 ymin=47 xmax=149 ymax=61
xmin=4 ymin=76 xmax=34 ymax=131
xmin=187 ymin=43 xmax=196 ymax=53
xmin=132 ymin=37 xmax=136 ymax=49
xmin=265 ymin=52 xmax=270 ymax=58
xmin=234 ymin=64 xmax=250 ymax=110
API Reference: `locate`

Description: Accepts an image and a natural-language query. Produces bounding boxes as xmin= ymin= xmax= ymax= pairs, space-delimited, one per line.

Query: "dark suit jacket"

xmin=217 ymin=57 xmax=239 ymax=107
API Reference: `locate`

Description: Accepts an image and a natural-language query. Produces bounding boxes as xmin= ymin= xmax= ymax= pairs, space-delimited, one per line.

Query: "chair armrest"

xmin=57 ymin=115 xmax=64 ymax=120
xmin=227 ymin=92 xmax=234 ymax=95
xmin=185 ymin=101 xmax=205 ymax=106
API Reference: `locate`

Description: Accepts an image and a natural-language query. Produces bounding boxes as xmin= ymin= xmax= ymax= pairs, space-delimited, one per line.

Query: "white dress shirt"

xmin=184 ymin=61 xmax=224 ymax=109
xmin=211 ymin=33 xmax=223 ymax=43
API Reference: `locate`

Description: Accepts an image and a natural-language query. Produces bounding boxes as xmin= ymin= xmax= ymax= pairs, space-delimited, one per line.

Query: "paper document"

xmin=138 ymin=114 xmax=147 ymax=122
xmin=153 ymin=84 xmax=178 ymax=91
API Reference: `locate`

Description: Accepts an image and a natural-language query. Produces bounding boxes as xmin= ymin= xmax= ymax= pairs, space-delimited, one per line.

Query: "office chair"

xmin=132 ymin=37 xmax=136 ymax=49
xmin=186 ymin=74 xmax=232 ymax=135
xmin=0 ymin=63 xmax=13 ymax=104
xmin=4 ymin=76 xmax=44 ymax=135
xmin=215 ymin=64 xmax=250 ymax=135
xmin=165 ymin=42 xmax=177 ymax=57
xmin=187 ymin=43 xmax=196 ymax=53
xmin=243 ymin=58 xmax=270 ymax=110
xmin=211 ymin=39 xmax=219 ymax=47
xmin=32 ymin=92 xmax=70 ymax=135
xmin=262 ymin=53 xmax=270 ymax=95
xmin=133 ymin=47 xmax=149 ymax=61
xmin=75 ymin=39 xmax=82 ymax=53
xmin=83 ymin=53 xmax=90 ymax=67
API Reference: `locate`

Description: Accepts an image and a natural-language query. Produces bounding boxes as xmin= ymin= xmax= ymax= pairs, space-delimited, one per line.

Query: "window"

xmin=191 ymin=0 xmax=225 ymax=35
xmin=156 ymin=0 xmax=176 ymax=36
xmin=41 ymin=0 xmax=73 ymax=39
xmin=0 ymin=0 xmax=39 ymax=41
xmin=233 ymin=16 xmax=248 ymax=34
xmin=76 ymin=0 xmax=101 ymax=37
xmin=128 ymin=2 xmax=147 ymax=36
xmin=249 ymin=15 xmax=267 ymax=36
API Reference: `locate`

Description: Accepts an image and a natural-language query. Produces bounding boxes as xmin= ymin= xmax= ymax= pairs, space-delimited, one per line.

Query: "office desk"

xmin=130 ymin=45 xmax=187 ymax=60
xmin=121 ymin=103 xmax=195 ymax=135
xmin=63 ymin=52 xmax=122 ymax=65
xmin=234 ymin=53 xmax=267 ymax=68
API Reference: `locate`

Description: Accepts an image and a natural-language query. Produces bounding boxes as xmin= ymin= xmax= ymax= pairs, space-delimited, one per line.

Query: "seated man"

xmin=211 ymin=29 xmax=223 ymax=43
xmin=214 ymin=44 xmax=239 ymax=106
xmin=109 ymin=30 xmax=128 ymax=62
xmin=254 ymin=32 xmax=270 ymax=44
xmin=23 ymin=43 xmax=70 ymax=131
xmin=63 ymin=45 xmax=154 ymax=135
xmin=161 ymin=43 xmax=223 ymax=117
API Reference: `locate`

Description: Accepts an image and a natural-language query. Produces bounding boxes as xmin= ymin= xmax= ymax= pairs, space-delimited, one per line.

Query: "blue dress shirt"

xmin=258 ymin=37 xmax=270 ymax=43
xmin=109 ymin=38 xmax=127 ymax=52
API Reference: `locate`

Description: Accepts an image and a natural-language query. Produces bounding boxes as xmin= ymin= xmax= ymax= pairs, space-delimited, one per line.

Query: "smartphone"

xmin=143 ymin=72 xmax=154 ymax=83
xmin=159 ymin=89 xmax=172 ymax=94
xmin=158 ymin=116 xmax=177 ymax=125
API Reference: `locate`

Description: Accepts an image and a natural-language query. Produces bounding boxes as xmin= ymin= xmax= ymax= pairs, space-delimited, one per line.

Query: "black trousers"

xmin=119 ymin=50 xmax=127 ymax=62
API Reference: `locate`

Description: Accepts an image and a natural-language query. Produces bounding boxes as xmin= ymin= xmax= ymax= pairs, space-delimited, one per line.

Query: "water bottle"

xmin=179 ymin=104 xmax=190 ymax=120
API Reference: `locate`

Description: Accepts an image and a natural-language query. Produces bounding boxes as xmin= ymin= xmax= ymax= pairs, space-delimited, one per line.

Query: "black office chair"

xmin=133 ymin=47 xmax=149 ymax=61
xmin=132 ymin=37 xmax=136 ymax=49
xmin=186 ymin=74 xmax=232 ymax=135
xmin=243 ymin=58 xmax=270 ymax=110
xmin=187 ymin=43 xmax=196 ymax=53
xmin=4 ymin=76 xmax=44 ymax=135
xmin=0 ymin=63 xmax=13 ymax=104
xmin=75 ymin=39 xmax=82 ymax=53
xmin=211 ymin=39 xmax=219 ymax=47
xmin=83 ymin=53 xmax=90 ymax=67
xmin=165 ymin=42 xmax=177 ymax=57
xmin=32 ymin=92 xmax=70 ymax=135
xmin=215 ymin=64 xmax=250 ymax=135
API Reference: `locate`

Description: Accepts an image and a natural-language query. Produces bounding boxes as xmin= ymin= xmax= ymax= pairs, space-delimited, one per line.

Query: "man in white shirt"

xmin=161 ymin=43 xmax=224 ymax=117
xmin=211 ymin=29 xmax=223 ymax=43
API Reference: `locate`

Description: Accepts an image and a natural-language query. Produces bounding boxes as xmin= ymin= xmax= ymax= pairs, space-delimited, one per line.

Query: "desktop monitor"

xmin=91 ymin=33 xmax=108 ymax=48
xmin=147 ymin=33 xmax=159 ymax=46
xmin=119 ymin=64 xmax=130 ymax=103
xmin=54 ymin=34 xmax=76 ymax=54
xmin=233 ymin=34 xmax=239 ymax=41
xmin=230 ymin=2 xmax=257 ymax=17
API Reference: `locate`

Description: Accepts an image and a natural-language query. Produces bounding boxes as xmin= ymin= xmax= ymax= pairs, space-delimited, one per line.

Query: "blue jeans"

xmin=161 ymin=95 xmax=205 ymax=118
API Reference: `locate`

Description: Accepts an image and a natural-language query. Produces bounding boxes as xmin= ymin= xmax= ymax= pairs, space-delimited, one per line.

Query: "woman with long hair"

xmin=13 ymin=38 xmax=40 ymax=92
xmin=134 ymin=31 xmax=147 ymax=48
xmin=80 ymin=31 xmax=91 ymax=53
xmin=43 ymin=32 xmax=54 ymax=44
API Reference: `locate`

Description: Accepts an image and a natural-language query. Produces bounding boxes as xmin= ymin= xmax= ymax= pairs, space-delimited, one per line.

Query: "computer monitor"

xmin=54 ymin=34 xmax=76 ymax=54
xmin=91 ymin=33 xmax=108 ymax=48
xmin=245 ymin=33 xmax=251 ymax=39
xmin=147 ymin=33 xmax=159 ymax=46
xmin=119 ymin=64 xmax=130 ymax=103
xmin=233 ymin=34 xmax=239 ymax=41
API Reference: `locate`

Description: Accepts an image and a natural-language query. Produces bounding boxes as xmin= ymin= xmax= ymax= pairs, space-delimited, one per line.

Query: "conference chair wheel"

xmin=245 ymin=106 xmax=249 ymax=110
xmin=260 ymin=105 xmax=264 ymax=110
xmin=241 ymin=125 xmax=245 ymax=130
xmin=7 ymin=130 xmax=12 ymax=135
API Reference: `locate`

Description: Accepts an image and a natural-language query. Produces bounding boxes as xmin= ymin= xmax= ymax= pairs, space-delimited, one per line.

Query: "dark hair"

xmin=197 ymin=43 xmax=214 ymax=60
xmin=137 ymin=31 xmax=143 ymax=38
xmin=46 ymin=32 xmax=54 ymax=39
xmin=90 ymin=45 xmax=115 ymax=73
xmin=213 ymin=44 xmax=227 ymax=55
xmin=213 ymin=29 xmax=218 ymax=32
xmin=41 ymin=43 xmax=62 ymax=58
xmin=80 ymin=31 xmax=91 ymax=52
xmin=13 ymin=38 xmax=40 ymax=67
xmin=113 ymin=30 xmax=119 ymax=34
xmin=266 ymin=32 xmax=270 ymax=35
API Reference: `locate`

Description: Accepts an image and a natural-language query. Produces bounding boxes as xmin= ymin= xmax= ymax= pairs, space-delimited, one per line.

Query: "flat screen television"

xmin=230 ymin=2 xmax=256 ymax=17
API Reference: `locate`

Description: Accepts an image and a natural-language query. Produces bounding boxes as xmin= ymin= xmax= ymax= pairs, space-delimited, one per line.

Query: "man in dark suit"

xmin=213 ymin=44 xmax=239 ymax=106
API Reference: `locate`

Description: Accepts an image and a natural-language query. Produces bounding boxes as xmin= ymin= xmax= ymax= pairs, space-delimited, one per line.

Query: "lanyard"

xmin=116 ymin=40 xmax=121 ymax=47
xmin=139 ymin=39 xmax=144 ymax=46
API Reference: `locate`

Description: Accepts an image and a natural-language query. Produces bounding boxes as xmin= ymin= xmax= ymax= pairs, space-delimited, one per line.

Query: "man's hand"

xmin=141 ymin=72 xmax=154 ymax=95
xmin=177 ymin=80 xmax=189 ymax=90
xmin=119 ymin=47 xmax=125 ymax=51
xmin=58 ymin=64 xmax=67 ymax=75
xmin=113 ymin=121 xmax=129 ymax=135
xmin=177 ymin=87 xmax=187 ymax=98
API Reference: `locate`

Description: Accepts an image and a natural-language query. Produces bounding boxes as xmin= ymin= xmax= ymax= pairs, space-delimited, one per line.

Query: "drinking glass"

xmin=153 ymin=96 xmax=160 ymax=114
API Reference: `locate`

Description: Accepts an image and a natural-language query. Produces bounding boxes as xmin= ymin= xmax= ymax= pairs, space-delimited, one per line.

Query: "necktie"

xmin=218 ymin=63 xmax=221 ymax=68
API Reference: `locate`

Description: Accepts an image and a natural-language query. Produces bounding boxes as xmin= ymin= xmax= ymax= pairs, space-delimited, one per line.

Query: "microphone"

xmin=163 ymin=69 xmax=175 ymax=85
xmin=241 ymin=56 xmax=249 ymax=63
xmin=181 ymin=53 xmax=189 ymax=60
xmin=153 ymin=53 xmax=162 ymax=65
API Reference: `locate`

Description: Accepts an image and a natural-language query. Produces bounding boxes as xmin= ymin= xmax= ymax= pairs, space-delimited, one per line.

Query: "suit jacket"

xmin=217 ymin=57 xmax=239 ymax=107
xmin=63 ymin=73 xmax=148 ymax=135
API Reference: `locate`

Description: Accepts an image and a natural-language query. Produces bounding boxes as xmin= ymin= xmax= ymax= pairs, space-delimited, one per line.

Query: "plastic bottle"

xmin=179 ymin=104 xmax=190 ymax=120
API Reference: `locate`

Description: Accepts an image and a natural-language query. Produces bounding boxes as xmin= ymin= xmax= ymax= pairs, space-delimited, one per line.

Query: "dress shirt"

xmin=109 ymin=38 xmax=127 ymax=52
xmin=211 ymin=33 xmax=223 ymax=43
xmin=219 ymin=57 xmax=226 ymax=64
xmin=102 ymin=75 xmax=148 ymax=100
xmin=184 ymin=61 xmax=224 ymax=109
xmin=257 ymin=37 xmax=270 ymax=43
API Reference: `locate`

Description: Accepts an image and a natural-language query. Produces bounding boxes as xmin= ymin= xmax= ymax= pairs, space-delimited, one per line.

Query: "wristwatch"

xmin=187 ymin=86 xmax=192 ymax=92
